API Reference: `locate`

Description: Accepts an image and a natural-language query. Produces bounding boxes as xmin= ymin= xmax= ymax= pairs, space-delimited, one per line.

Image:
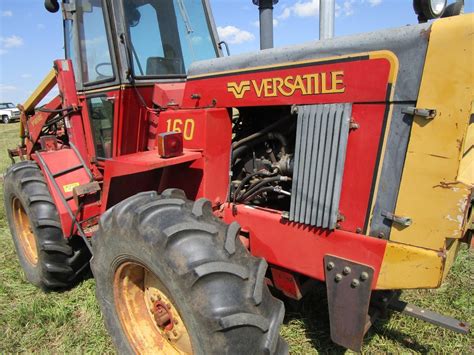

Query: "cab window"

xmin=123 ymin=0 xmax=217 ymax=77
xmin=87 ymin=96 xmax=113 ymax=158
xmin=77 ymin=0 xmax=114 ymax=84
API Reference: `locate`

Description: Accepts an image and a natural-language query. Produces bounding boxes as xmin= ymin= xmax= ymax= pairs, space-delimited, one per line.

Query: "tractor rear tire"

xmin=91 ymin=189 xmax=288 ymax=355
xmin=3 ymin=160 xmax=90 ymax=290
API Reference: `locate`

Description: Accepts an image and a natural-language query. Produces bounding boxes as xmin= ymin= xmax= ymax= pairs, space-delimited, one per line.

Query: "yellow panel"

xmin=22 ymin=68 xmax=57 ymax=113
xmin=457 ymin=101 xmax=474 ymax=186
xmin=441 ymin=239 xmax=460 ymax=282
xmin=390 ymin=15 xmax=474 ymax=251
xmin=376 ymin=241 xmax=443 ymax=289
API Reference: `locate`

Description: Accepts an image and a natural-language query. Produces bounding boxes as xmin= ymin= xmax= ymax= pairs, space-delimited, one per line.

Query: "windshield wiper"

xmin=177 ymin=0 xmax=193 ymax=34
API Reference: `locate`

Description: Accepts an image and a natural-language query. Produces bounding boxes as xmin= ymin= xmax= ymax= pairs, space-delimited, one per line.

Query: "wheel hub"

xmin=152 ymin=300 xmax=173 ymax=331
xmin=113 ymin=261 xmax=193 ymax=354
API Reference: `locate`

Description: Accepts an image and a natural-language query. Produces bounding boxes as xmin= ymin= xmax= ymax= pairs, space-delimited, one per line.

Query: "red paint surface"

xmin=338 ymin=104 xmax=388 ymax=232
xmin=33 ymin=148 xmax=90 ymax=237
xmin=223 ymin=205 xmax=387 ymax=289
xmin=182 ymin=57 xmax=391 ymax=108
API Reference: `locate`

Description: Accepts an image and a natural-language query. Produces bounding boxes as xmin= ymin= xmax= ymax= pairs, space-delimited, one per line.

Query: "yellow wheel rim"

xmin=114 ymin=261 xmax=193 ymax=354
xmin=12 ymin=197 xmax=38 ymax=265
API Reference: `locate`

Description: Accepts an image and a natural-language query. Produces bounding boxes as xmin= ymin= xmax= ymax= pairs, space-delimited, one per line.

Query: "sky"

xmin=0 ymin=0 xmax=472 ymax=104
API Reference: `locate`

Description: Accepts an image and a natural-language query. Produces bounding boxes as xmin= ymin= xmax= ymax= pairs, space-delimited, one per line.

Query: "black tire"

xmin=91 ymin=189 xmax=288 ymax=355
xmin=2 ymin=115 xmax=9 ymax=124
xmin=3 ymin=160 xmax=90 ymax=290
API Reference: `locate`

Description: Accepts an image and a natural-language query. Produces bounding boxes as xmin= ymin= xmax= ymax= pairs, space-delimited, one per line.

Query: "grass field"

xmin=0 ymin=121 xmax=472 ymax=353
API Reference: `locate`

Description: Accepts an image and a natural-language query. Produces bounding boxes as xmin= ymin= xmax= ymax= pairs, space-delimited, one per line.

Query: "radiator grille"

xmin=289 ymin=103 xmax=352 ymax=229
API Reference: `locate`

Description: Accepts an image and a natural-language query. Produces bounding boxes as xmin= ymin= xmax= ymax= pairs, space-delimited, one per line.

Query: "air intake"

xmin=289 ymin=103 xmax=352 ymax=229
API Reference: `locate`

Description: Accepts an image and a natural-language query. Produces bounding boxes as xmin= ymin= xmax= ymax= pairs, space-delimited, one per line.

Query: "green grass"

xmin=0 ymin=122 xmax=472 ymax=353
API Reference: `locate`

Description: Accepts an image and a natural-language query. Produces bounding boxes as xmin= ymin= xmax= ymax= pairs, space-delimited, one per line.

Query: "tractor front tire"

xmin=4 ymin=161 xmax=90 ymax=290
xmin=91 ymin=189 xmax=288 ymax=355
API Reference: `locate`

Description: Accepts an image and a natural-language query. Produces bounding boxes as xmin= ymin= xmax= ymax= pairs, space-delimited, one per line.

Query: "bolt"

xmin=335 ymin=274 xmax=343 ymax=282
xmin=351 ymin=279 xmax=360 ymax=288
xmin=174 ymin=319 xmax=179 ymax=325
xmin=342 ymin=266 xmax=351 ymax=275
xmin=360 ymin=272 xmax=369 ymax=281
xmin=166 ymin=303 xmax=171 ymax=310
xmin=172 ymin=330 xmax=178 ymax=337
xmin=356 ymin=227 xmax=362 ymax=234
xmin=327 ymin=262 xmax=335 ymax=271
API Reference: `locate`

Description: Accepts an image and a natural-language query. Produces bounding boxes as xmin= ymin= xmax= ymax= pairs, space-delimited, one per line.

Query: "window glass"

xmin=79 ymin=0 xmax=114 ymax=83
xmin=0 ymin=103 xmax=15 ymax=109
xmin=123 ymin=0 xmax=217 ymax=77
xmin=64 ymin=18 xmax=80 ymax=84
xmin=87 ymin=96 xmax=113 ymax=158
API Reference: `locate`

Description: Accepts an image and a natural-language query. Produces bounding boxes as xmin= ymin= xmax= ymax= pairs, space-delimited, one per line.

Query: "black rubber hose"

xmin=242 ymin=186 xmax=277 ymax=203
xmin=37 ymin=106 xmax=74 ymax=113
xmin=232 ymin=169 xmax=277 ymax=204
xmin=232 ymin=114 xmax=292 ymax=150
xmin=231 ymin=132 xmax=288 ymax=165
xmin=238 ymin=176 xmax=283 ymax=202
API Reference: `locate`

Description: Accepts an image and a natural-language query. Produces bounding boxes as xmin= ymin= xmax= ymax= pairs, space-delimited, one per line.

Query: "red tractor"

xmin=4 ymin=0 xmax=472 ymax=353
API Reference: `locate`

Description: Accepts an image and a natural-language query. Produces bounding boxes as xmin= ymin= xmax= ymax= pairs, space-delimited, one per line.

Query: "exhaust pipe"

xmin=253 ymin=0 xmax=279 ymax=50
xmin=319 ymin=0 xmax=335 ymax=40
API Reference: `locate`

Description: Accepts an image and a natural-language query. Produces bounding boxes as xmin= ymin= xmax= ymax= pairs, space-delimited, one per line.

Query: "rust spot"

xmin=420 ymin=27 xmax=432 ymax=39
xmin=433 ymin=181 xmax=461 ymax=189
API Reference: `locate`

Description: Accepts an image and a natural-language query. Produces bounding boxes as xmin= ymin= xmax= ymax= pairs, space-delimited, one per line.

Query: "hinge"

xmin=402 ymin=106 xmax=437 ymax=120
xmin=381 ymin=210 xmax=412 ymax=227
xmin=62 ymin=1 xmax=76 ymax=20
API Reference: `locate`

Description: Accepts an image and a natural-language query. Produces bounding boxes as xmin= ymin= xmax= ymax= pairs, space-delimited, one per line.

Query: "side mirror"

xmin=44 ymin=0 xmax=60 ymax=13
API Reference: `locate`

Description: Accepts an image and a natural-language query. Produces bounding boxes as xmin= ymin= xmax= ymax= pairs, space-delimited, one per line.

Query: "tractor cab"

xmin=63 ymin=0 xmax=220 ymax=88
xmin=44 ymin=0 xmax=221 ymax=163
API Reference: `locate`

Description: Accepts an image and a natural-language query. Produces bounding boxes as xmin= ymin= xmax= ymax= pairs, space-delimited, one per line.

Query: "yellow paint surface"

xmin=22 ymin=69 xmax=56 ymax=113
xmin=390 ymin=15 xmax=474 ymax=251
xmin=377 ymin=241 xmax=443 ymax=289
xmin=457 ymin=101 xmax=474 ymax=186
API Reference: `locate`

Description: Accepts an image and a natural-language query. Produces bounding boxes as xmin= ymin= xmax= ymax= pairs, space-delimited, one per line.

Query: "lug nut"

xmin=327 ymin=262 xmax=335 ymax=271
xmin=351 ymin=279 xmax=360 ymax=288
xmin=335 ymin=274 xmax=343 ymax=282
xmin=342 ymin=266 xmax=351 ymax=275
xmin=360 ymin=272 xmax=369 ymax=281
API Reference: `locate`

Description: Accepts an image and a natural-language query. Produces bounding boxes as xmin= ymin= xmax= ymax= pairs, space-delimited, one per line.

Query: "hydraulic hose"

xmin=231 ymin=131 xmax=288 ymax=165
xmin=232 ymin=169 xmax=278 ymax=204
xmin=232 ymin=114 xmax=292 ymax=150
xmin=238 ymin=176 xmax=290 ymax=202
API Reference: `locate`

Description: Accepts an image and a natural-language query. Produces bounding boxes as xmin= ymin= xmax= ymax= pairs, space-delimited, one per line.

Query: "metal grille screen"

xmin=289 ymin=103 xmax=352 ymax=229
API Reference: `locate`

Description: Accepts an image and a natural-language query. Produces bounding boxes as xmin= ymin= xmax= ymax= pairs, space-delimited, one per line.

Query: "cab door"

xmin=63 ymin=0 xmax=121 ymax=165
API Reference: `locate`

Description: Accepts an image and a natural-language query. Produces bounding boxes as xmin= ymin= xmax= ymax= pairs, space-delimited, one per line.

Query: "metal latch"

xmin=381 ymin=211 xmax=412 ymax=227
xmin=402 ymin=106 xmax=437 ymax=120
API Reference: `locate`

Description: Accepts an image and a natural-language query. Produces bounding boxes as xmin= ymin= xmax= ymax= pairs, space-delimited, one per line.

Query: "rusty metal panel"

xmin=324 ymin=255 xmax=374 ymax=352
xmin=289 ymin=103 xmax=351 ymax=229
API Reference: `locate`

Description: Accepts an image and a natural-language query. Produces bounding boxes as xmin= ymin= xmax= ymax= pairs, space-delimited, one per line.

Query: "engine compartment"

xmin=230 ymin=106 xmax=296 ymax=212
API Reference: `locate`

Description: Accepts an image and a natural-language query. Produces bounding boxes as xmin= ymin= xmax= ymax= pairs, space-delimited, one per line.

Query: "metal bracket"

xmin=402 ymin=106 xmax=437 ymax=120
xmin=324 ymin=255 xmax=374 ymax=352
xmin=389 ymin=298 xmax=469 ymax=334
xmin=62 ymin=1 xmax=76 ymax=20
xmin=381 ymin=210 xmax=412 ymax=227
